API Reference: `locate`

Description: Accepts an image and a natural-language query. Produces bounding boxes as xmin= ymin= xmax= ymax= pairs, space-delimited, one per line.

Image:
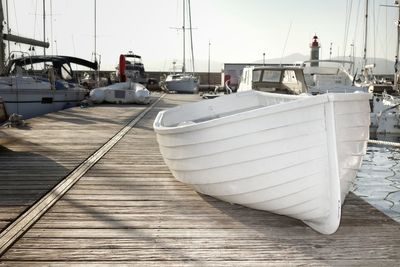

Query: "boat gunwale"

xmin=154 ymin=92 xmax=324 ymax=133
xmin=154 ymin=92 xmax=371 ymax=134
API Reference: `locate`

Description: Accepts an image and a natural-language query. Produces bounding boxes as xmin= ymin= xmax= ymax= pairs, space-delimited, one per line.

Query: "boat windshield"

xmin=10 ymin=61 xmax=73 ymax=81
xmin=282 ymin=70 xmax=298 ymax=84
xmin=247 ymin=68 xmax=307 ymax=94
xmin=261 ymin=70 xmax=281 ymax=82
xmin=125 ymin=65 xmax=143 ymax=71
xmin=252 ymin=70 xmax=262 ymax=82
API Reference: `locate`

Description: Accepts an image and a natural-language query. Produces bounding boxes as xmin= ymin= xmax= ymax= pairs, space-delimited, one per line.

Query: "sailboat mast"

xmin=363 ymin=0 xmax=368 ymax=68
xmin=397 ymin=6 xmax=400 ymax=63
xmin=0 ymin=0 xmax=5 ymax=73
xmin=396 ymin=4 xmax=400 ymax=90
xmin=94 ymin=0 xmax=97 ymax=62
xmin=0 ymin=0 xmax=48 ymax=73
xmin=182 ymin=0 xmax=185 ymax=73
xmin=188 ymin=0 xmax=195 ymax=75
xmin=5 ymin=0 xmax=10 ymax=58
xmin=381 ymin=2 xmax=400 ymax=90
xmin=43 ymin=0 xmax=46 ymax=57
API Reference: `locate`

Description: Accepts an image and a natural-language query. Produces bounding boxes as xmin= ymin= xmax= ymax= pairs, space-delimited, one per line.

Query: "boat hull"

xmin=154 ymin=91 xmax=371 ymax=234
xmin=0 ymin=80 xmax=88 ymax=119
xmin=164 ymin=75 xmax=199 ymax=94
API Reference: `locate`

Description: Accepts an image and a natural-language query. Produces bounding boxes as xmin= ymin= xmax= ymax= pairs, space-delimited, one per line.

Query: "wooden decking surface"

xmin=0 ymin=93 xmax=399 ymax=266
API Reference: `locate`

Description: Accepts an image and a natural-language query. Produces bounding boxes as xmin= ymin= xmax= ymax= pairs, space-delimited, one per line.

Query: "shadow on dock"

xmin=0 ymin=145 xmax=69 ymax=232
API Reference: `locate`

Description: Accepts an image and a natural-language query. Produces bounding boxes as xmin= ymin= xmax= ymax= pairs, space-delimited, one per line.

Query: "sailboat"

xmin=364 ymin=1 xmax=400 ymax=133
xmin=0 ymin=0 xmax=97 ymax=119
xmin=162 ymin=0 xmax=199 ymax=94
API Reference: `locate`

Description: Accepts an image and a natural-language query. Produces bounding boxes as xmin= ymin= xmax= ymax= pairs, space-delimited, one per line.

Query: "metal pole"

xmin=208 ymin=40 xmax=210 ymax=88
xmin=263 ymin=52 xmax=265 ymax=65
xmin=182 ymin=0 xmax=185 ymax=73
xmin=3 ymin=34 xmax=49 ymax=48
xmin=94 ymin=0 xmax=96 ymax=62
xmin=0 ymin=0 xmax=5 ymax=74
xmin=381 ymin=2 xmax=400 ymax=90
xmin=396 ymin=5 xmax=400 ymax=90
xmin=351 ymin=43 xmax=355 ymax=75
xmin=50 ymin=0 xmax=53 ymax=55
xmin=363 ymin=0 xmax=368 ymax=68
xmin=5 ymin=0 xmax=10 ymax=59
xmin=43 ymin=0 xmax=46 ymax=57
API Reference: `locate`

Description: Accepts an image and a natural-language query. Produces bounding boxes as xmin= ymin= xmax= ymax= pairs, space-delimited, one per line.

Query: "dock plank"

xmin=0 ymin=101 xmax=157 ymax=232
xmin=1 ymin=93 xmax=400 ymax=265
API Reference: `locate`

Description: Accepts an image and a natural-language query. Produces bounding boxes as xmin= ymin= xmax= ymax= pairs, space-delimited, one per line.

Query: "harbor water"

xmin=353 ymin=136 xmax=400 ymax=222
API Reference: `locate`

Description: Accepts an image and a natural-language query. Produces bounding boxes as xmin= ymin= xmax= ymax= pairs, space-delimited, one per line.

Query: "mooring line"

xmin=368 ymin=139 xmax=400 ymax=148
xmin=0 ymin=94 xmax=165 ymax=256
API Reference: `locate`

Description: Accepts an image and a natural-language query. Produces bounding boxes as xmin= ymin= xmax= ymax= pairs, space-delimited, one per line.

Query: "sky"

xmin=3 ymin=0 xmax=399 ymax=72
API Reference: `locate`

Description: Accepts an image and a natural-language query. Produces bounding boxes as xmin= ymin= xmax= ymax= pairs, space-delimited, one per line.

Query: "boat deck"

xmin=0 ymin=93 xmax=399 ymax=266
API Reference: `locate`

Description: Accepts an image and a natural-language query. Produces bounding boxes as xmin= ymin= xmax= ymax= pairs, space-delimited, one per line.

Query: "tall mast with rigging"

xmin=42 ymin=0 xmax=46 ymax=57
xmin=395 ymin=1 xmax=400 ymax=90
xmin=381 ymin=1 xmax=400 ymax=91
xmin=0 ymin=0 xmax=49 ymax=74
xmin=187 ymin=0 xmax=195 ymax=75
xmin=363 ymin=0 xmax=368 ymax=68
xmin=182 ymin=0 xmax=185 ymax=73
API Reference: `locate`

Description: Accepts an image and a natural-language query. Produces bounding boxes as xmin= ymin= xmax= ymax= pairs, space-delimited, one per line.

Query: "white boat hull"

xmin=164 ymin=75 xmax=199 ymax=94
xmin=370 ymin=94 xmax=400 ymax=134
xmin=154 ymin=91 xmax=371 ymax=234
xmin=0 ymin=77 xmax=88 ymax=119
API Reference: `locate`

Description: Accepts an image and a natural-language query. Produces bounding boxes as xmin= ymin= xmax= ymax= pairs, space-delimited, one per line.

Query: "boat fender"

xmin=119 ymin=54 xmax=127 ymax=82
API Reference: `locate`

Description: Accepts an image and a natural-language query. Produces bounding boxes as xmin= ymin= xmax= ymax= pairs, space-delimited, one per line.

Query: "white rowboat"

xmin=154 ymin=90 xmax=371 ymax=234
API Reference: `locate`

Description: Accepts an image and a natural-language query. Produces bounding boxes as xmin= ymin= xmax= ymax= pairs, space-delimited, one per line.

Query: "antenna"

xmin=280 ymin=21 xmax=292 ymax=66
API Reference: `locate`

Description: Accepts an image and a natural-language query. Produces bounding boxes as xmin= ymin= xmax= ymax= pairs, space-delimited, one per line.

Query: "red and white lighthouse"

xmin=310 ymin=35 xmax=320 ymax=67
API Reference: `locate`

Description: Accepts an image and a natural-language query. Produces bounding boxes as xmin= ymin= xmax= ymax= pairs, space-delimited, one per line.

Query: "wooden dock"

xmin=0 ymin=93 xmax=399 ymax=266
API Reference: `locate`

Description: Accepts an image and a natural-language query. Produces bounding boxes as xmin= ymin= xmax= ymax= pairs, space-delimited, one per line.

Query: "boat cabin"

xmin=4 ymin=55 xmax=98 ymax=84
xmin=238 ymin=66 xmax=308 ymax=95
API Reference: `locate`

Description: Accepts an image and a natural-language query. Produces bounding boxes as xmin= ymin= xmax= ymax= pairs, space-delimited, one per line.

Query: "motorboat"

xmin=301 ymin=59 xmax=369 ymax=94
xmin=301 ymin=60 xmax=400 ymax=134
xmin=237 ymin=66 xmax=308 ymax=94
xmin=0 ymin=55 xmax=97 ymax=119
xmin=154 ymin=90 xmax=371 ymax=234
xmin=154 ymin=66 xmax=371 ymax=234
xmin=116 ymin=51 xmax=148 ymax=85
xmin=90 ymin=54 xmax=150 ymax=105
